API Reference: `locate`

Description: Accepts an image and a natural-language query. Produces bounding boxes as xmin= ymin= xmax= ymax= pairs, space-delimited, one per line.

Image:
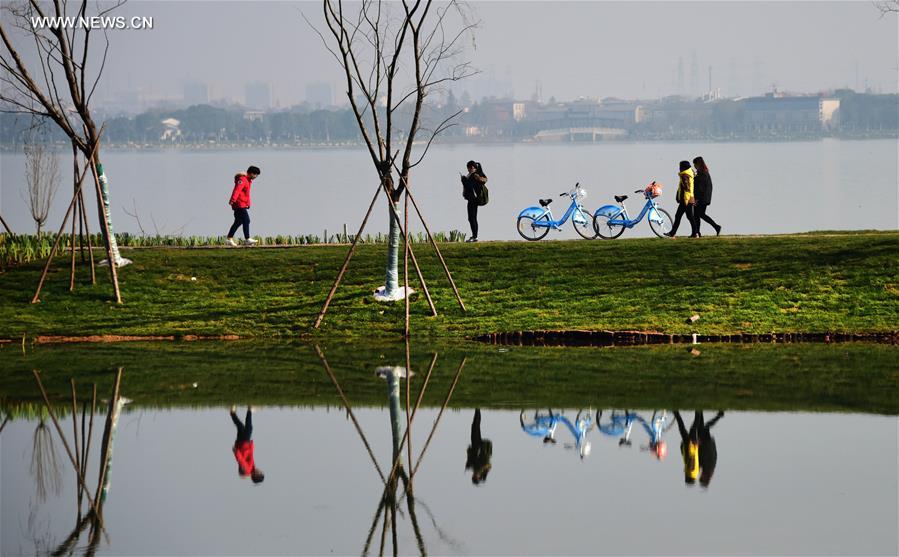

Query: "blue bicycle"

xmin=592 ymin=182 xmax=672 ymax=239
xmin=520 ymin=409 xmax=594 ymax=459
xmin=516 ymin=183 xmax=596 ymax=241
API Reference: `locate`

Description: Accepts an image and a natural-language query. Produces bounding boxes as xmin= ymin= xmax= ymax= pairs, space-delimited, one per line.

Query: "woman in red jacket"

xmin=226 ymin=165 xmax=261 ymax=246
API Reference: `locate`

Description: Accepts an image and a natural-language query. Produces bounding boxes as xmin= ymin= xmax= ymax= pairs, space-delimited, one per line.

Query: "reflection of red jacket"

xmin=229 ymin=175 xmax=253 ymax=209
xmin=233 ymin=440 xmax=255 ymax=475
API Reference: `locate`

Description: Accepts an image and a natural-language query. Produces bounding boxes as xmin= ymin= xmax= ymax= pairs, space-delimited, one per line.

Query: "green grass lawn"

xmin=0 ymin=231 xmax=896 ymax=339
xmin=2 ymin=341 xmax=897 ymax=414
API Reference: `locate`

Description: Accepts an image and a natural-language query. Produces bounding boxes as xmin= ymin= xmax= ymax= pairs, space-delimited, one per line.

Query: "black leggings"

xmin=467 ymin=201 xmax=479 ymax=238
xmin=670 ymin=203 xmax=695 ymax=236
xmin=231 ymin=409 xmax=253 ymax=444
xmin=693 ymin=204 xmax=719 ymax=234
xmin=228 ymin=208 xmax=250 ymax=239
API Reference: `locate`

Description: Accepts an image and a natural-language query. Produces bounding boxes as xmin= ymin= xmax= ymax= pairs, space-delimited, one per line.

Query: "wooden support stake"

xmin=78 ymin=188 xmax=96 ymax=284
xmin=404 ymin=183 xmax=466 ymax=312
xmin=313 ymin=182 xmax=382 ymax=329
xmin=403 ymin=188 xmax=411 ymax=337
xmin=31 ymin=133 xmax=103 ymax=304
xmin=0 ymin=213 xmax=12 ymax=236
xmin=379 ymin=184 xmax=436 ymax=317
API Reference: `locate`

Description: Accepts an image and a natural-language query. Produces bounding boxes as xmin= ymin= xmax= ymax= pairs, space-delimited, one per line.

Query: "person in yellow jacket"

xmin=665 ymin=161 xmax=698 ymax=238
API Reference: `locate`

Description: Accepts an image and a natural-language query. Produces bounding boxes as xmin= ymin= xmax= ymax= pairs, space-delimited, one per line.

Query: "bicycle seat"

xmin=614 ymin=195 xmax=628 ymax=203
xmin=539 ymin=198 xmax=553 ymax=207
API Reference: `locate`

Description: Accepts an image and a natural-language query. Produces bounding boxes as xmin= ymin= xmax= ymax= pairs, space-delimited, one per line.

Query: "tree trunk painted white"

xmin=373 ymin=205 xmax=412 ymax=302
xmin=94 ymin=163 xmax=131 ymax=267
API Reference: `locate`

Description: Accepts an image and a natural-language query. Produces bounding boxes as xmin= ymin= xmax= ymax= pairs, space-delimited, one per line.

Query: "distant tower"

xmin=729 ymin=58 xmax=740 ymax=97
xmin=677 ymin=57 xmax=685 ymax=96
xmin=532 ymin=80 xmax=543 ymax=103
xmin=752 ymin=57 xmax=763 ymax=96
xmin=690 ymin=51 xmax=699 ymax=97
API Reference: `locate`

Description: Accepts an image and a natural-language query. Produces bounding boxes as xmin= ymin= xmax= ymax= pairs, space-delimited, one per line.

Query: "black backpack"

xmin=476 ymin=182 xmax=489 ymax=206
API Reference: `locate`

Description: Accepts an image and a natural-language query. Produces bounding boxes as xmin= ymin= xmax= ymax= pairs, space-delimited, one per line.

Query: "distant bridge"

xmin=533 ymin=127 xmax=629 ymax=142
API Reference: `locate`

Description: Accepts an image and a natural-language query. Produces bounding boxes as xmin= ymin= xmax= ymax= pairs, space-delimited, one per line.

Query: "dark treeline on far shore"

xmin=1 ymin=89 xmax=896 ymax=148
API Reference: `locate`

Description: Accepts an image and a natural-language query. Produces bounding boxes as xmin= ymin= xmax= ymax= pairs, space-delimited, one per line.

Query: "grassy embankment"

xmin=1 ymin=341 xmax=897 ymax=414
xmin=0 ymin=231 xmax=896 ymax=339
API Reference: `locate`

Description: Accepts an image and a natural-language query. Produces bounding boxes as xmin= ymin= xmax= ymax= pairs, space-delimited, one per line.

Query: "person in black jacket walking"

xmin=691 ymin=157 xmax=721 ymax=237
xmin=460 ymin=160 xmax=487 ymax=242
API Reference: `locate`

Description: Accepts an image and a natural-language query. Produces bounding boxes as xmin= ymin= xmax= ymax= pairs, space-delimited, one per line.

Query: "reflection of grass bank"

xmin=0 ymin=231 xmax=897 ymax=338
xmin=1 ymin=342 xmax=896 ymax=415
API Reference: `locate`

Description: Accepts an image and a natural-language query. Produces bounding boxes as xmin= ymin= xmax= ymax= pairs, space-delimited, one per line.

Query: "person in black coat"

xmin=691 ymin=157 xmax=721 ymax=237
xmin=465 ymin=408 xmax=492 ymax=484
xmin=460 ymin=160 xmax=487 ymax=242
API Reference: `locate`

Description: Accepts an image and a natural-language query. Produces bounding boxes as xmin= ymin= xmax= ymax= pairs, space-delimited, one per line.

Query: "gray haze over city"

xmin=67 ymin=1 xmax=898 ymax=112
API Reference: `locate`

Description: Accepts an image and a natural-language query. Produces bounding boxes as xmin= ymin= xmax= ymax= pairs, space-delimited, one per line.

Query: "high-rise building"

xmin=182 ymin=81 xmax=209 ymax=106
xmin=305 ymin=82 xmax=333 ymax=109
xmin=245 ymin=81 xmax=272 ymax=110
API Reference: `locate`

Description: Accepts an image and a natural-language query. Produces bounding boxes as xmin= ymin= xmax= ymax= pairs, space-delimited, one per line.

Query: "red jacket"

xmin=229 ymin=175 xmax=253 ymax=209
xmin=233 ymin=440 xmax=255 ymax=475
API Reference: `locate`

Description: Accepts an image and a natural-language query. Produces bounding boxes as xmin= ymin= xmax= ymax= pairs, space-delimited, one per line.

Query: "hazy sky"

xmin=8 ymin=1 xmax=899 ymax=106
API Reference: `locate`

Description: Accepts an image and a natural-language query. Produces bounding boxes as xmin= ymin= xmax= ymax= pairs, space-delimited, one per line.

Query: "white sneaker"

xmin=226 ymin=237 xmax=239 ymax=247
xmin=244 ymin=238 xmax=258 ymax=246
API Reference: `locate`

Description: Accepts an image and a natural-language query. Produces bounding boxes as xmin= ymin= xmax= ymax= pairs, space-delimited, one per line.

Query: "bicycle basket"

xmin=644 ymin=181 xmax=662 ymax=199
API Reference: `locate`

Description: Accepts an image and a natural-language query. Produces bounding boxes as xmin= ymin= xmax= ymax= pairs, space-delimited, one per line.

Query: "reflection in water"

xmin=675 ymin=410 xmax=725 ymax=487
xmin=520 ymin=409 xmax=593 ymax=459
xmin=316 ymin=344 xmax=467 ymax=556
xmin=2 ymin=343 xmax=896 ymax=555
xmin=31 ymin=415 xmax=62 ymax=503
xmin=229 ymin=406 xmax=264 ymax=484
xmin=597 ymin=410 xmax=677 ymax=460
xmin=25 ymin=368 xmax=128 ymax=557
xmin=465 ymin=409 xmax=492 ymax=484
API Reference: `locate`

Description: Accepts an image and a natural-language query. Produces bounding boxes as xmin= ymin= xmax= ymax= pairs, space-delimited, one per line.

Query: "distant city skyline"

xmin=23 ymin=1 xmax=892 ymax=114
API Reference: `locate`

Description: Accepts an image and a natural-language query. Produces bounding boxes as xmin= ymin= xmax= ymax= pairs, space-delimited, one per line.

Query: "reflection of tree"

xmin=316 ymin=345 xmax=466 ymax=556
xmin=31 ymin=412 xmax=62 ymax=503
xmin=30 ymin=368 xmax=126 ymax=557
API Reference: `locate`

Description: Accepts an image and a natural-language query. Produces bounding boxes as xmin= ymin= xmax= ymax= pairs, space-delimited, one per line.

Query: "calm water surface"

xmin=1 ymin=140 xmax=896 ymax=240
xmin=1 ymin=342 xmax=897 ymax=556
xmin=2 ymin=408 xmax=896 ymax=556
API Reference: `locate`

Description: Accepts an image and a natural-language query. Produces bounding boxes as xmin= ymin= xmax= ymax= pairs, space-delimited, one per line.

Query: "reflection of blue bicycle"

xmin=520 ymin=409 xmax=594 ymax=459
xmin=592 ymin=183 xmax=672 ymax=239
xmin=516 ymin=183 xmax=596 ymax=241
xmin=596 ymin=409 xmax=638 ymax=445
xmin=597 ymin=410 xmax=675 ymax=459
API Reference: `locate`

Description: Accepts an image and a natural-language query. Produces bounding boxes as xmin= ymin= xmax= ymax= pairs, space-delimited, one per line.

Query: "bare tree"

xmin=1 ymin=0 xmax=129 ymax=303
xmin=313 ymin=0 xmax=477 ymax=303
xmin=875 ymin=1 xmax=899 ymax=14
xmin=23 ymin=139 xmax=60 ymax=235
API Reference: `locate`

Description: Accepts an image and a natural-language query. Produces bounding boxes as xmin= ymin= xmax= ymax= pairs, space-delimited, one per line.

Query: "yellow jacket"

xmin=677 ymin=168 xmax=695 ymax=205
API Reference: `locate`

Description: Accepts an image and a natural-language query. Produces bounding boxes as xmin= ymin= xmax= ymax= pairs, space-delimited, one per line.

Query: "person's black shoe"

xmin=466 ymin=237 xmax=478 ymax=243
xmin=715 ymin=225 xmax=722 ymax=236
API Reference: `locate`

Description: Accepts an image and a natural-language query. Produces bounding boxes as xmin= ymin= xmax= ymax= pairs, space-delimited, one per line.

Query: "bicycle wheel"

xmin=648 ymin=207 xmax=673 ymax=238
xmin=593 ymin=211 xmax=625 ymax=240
xmin=572 ymin=208 xmax=597 ymax=240
xmin=517 ymin=214 xmax=550 ymax=241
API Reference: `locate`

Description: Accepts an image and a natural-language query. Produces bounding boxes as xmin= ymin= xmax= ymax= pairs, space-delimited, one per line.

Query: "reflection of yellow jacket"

xmin=677 ymin=168 xmax=695 ymax=205
xmin=682 ymin=441 xmax=699 ymax=480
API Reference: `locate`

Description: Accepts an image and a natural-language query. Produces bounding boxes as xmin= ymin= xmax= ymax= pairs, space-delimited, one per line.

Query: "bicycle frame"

xmin=596 ymin=196 xmax=664 ymax=229
xmin=518 ymin=196 xmax=591 ymax=230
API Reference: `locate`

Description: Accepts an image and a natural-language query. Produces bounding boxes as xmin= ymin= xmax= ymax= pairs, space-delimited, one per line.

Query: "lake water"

xmin=1 ymin=341 xmax=897 ymax=555
xmin=1 ymin=139 xmax=896 ymax=240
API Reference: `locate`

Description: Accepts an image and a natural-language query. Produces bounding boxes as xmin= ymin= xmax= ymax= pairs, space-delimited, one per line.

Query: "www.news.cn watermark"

xmin=31 ymin=16 xmax=154 ymax=30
